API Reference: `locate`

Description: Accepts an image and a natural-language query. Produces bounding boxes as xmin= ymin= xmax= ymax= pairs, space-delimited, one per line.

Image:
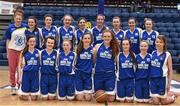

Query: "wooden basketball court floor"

xmin=0 ymin=67 xmax=180 ymax=106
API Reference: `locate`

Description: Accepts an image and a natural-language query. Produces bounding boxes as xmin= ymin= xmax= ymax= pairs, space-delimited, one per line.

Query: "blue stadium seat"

xmin=165 ymin=23 xmax=173 ymax=27
xmin=158 ymin=27 xmax=167 ymax=32
xmin=121 ymin=13 xmax=129 ymax=18
xmin=163 ymin=13 xmax=171 ymax=18
xmin=175 ymin=27 xmax=180 ymax=33
xmin=0 ymin=46 xmax=6 ymax=53
xmin=0 ymin=40 xmax=6 ymax=46
xmin=174 ymin=23 xmax=180 ymax=27
xmin=154 ymin=13 xmax=163 ymax=18
xmin=171 ymin=38 xmax=180 ymax=44
xmin=137 ymin=13 xmax=145 ymax=18
xmin=160 ymin=32 xmax=169 ymax=37
xmin=167 ymin=27 xmax=176 ymax=33
xmin=174 ymin=44 xmax=180 ymax=50
xmin=169 ymin=32 xmax=178 ymax=38
xmin=129 ymin=13 xmax=137 ymax=18
xmin=169 ymin=50 xmax=177 ymax=56
xmin=171 ymin=13 xmax=179 ymax=18
xmin=154 ymin=9 xmax=162 ymax=13
xmin=172 ymin=56 xmax=179 ymax=64
xmin=0 ymin=53 xmax=3 ymax=60
xmin=166 ymin=38 xmax=171 ymax=43
xmin=167 ymin=43 xmax=174 ymax=50
xmin=2 ymin=53 xmax=7 ymax=60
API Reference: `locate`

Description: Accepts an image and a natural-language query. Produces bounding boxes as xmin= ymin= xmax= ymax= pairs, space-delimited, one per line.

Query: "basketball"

xmin=94 ymin=90 xmax=107 ymax=103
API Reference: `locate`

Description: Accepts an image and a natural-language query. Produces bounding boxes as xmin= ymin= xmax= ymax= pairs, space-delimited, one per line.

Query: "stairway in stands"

xmin=0 ymin=15 xmax=12 ymax=66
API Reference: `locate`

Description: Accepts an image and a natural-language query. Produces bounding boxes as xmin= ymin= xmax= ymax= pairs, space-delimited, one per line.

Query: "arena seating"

xmin=0 ymin=4 xmax=179 ymax=72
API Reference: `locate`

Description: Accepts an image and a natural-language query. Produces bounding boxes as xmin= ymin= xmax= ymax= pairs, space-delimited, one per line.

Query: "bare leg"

xmin=107 ymin=95 xmax=115 ymax=102
xmin=76 ymin=94 xmax=85 ymax=101
xmin=84 ymin=93 xmax=92 ymax=101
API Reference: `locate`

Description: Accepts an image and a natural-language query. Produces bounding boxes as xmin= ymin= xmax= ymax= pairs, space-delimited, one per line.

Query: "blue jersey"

xmin=150 ymin=51 xmax=170 ymax=78
xmin=25 ymin=28 xmax=41 ymax=49
xmin=95 ymin=43 xmax=115 ymax=73
xmin=91 ymin=26 xmax=108 ymax=46
xmin=112 ymin=29 xmax=125 ymax=51
xmin=76 ymin=46 xmax=93 ymax=74
xmin=40 ymin=25 xmax=58 ymax=48
xmin=125 ymin=28 xmax=141 ymax=54
xmin=75 ymin=28 xmax=90 ymax=45
xmin=23 ymin=49 xmax=40 ymax=72
xmin=141 ymin=30 xmax=159 ymax=53
xmin=117 ymin=52 xmax=135 ymax=80
xmin=4 ymin=23 xmax=27 ymax=40
xmin=58 ymin=51 xmax=76 ymax=75
xmin=40 ymin=49 xmax=57 ymax=74
xmin=135 ymin=53 xmax=151 ymax=80
xmin=58 ymin=26 xmax=75 ymax=50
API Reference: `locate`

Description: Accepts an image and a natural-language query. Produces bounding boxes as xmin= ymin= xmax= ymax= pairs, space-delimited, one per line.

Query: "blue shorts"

xmin=21 ymin=71 xmax=39 ymax=93
xmin=94 ymin=72 xmax=116 ymax=95
xmin=58 ymin=74 xmax=75 ymax=98
xmin=135 ymin=79 xmax=150 ymax=100
xmin=40 ymin=74 xmax=57 ymax=96
xmin=75 ymin=71 xmax=92 ymax=94
xmin=150 ymin=77 xmax=166 ymax=97
xmin=117 ymin=78 xmax=134 ymax=100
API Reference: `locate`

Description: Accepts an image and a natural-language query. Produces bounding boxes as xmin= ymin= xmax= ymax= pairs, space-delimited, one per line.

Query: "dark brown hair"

xmin=103 ymin=29 xmax=119 ymax=58
xmin=44 ymin=14 xmax=53 ymax=21
xmin=22 ymin=36 xmax=36 ymax=57
xmin=76 ymin=32 xmax=93 ymax=56
xmin=156 ymin=35 xmax=167 ymax=53
xmin=28 ymin=16 xmax=38 ymax=30
xmin=122 ymin=39 xmax=137 ymax=67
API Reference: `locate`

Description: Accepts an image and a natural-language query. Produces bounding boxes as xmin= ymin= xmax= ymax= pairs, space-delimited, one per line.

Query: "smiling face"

xmin=140 ymin=41 xmax=148 ymax=53
xmin=14 ymin=15 xmax=22 ymax=26
xmin=145 ymin=20 xmax=153 ymax=31
xmin=63 ymin=15 xmax=72 ymax=27
xmin=27 ymin=37 xmax=36 ymax=49
xmin=122 ymin=40 xmax=130 ymax=52
xmin=112 ymin=18 xmax=120 ymax=29
xmin=46 ymin=38 xmax=54 ymax=50
xmin=82 ymin=34 xmax=92 ymax=46
xmin=102 ymin=31 xmax=112 ymax=44
xmin=63 ymin=40 xmax=71 ymax=52
xmin=78 ymin=19 xmax=86 ymax=30
xmin=44 ymin=16 xmax=53 ymax=27
xmin=28 ymin=18 xmax=36 ymax=29
xmin=155 ymin=38 xmax=165 ymax=50
xmin=96 ymin=15 xmax=105 ymax=27
xmin=128 ymin=18 xmax=136 ymax=30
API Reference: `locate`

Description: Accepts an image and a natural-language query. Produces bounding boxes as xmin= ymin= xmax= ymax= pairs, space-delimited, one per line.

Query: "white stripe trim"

xmin=67 ymin=96 xmax=75 ymax=100
xmin=126 ymin=96 xmax=134 ymax=100
xmin=58 ymin=96 xmax=66 ymax=100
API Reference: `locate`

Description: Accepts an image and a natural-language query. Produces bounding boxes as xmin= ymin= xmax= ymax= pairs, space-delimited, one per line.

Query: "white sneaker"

xmin=11 ymin=87 xmax=17 ymax=95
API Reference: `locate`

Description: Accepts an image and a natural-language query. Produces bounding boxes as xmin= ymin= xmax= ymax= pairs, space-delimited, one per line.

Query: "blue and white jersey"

xmin=112 ymin=29 xmax=125 ymax=50
xmin=95 ymin=43 xmax=115 ymax=73
xmin=125 ymin=27 xmax=141 ymax=54
xmin=58 ymin=51 xmax=76 ymax=75
xmin=135 ymin=53 xmax=151 ymax=80
xmin=4 ymin=22 xmax=27 ymax=40
xmin=40 ymin=25 xmax=58 ymax=48
xmin=25 ymin=28 xmax=41 ymax=49
xmin=40 ymin=49 xmax=57 ymax=74
xmin=58 ymin=26 xmax=75 ymax=50
xmin=141 ymin=30 xmax=159 ymax=53
xmin=117 ymin=52 xmax=135 ymax=80
xmin=75 ymin=28 xmax=90 ymax=45
xmin=4 ymin=23 xmax=27 ymax=51
xmin=150 ymin=51 xmax=170 ymax=78
xmin=23 ymin=48 xmax=40 ymax=72
xmin=76 ymin=46 xmax=93 ymax=74
xmin=91 ymin=26 xmax=108 ymax=46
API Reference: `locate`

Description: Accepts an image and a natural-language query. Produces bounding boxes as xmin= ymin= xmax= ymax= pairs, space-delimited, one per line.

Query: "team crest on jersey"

xmin=152 ymin=35 xmax=155 ymax=38
xmin=52 ymin=29 xmax=55 ymax=32
xmin=34 ymin=31 xmax=38 ymax=35
xmin=53 ymin=55 xmax=56 ymax=59
xmin=70 ymin=31 xmax=73 ymax=33
xmin=135 ymin=33 xmax=138 ymax=36
xmin=147 ymin=58 xmax=150 ymax=62
xmin=15 ymin=36 xmax=25 ymax=46
xmin=35 ymin=54 xmax=38 ymax=57
xmin=70 ymin=56 xmax=74 ymax=59
xmin=120 ymin=35 xmax=123 ymax=38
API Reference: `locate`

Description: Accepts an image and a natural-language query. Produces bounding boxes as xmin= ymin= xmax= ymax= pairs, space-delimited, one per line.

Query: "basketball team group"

xmin=4 ymin=8 xmax=178 ymax=105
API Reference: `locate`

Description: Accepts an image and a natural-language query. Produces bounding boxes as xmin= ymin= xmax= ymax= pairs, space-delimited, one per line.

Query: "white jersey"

xmin=8 ymin=28 xmax=26 ymax=51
